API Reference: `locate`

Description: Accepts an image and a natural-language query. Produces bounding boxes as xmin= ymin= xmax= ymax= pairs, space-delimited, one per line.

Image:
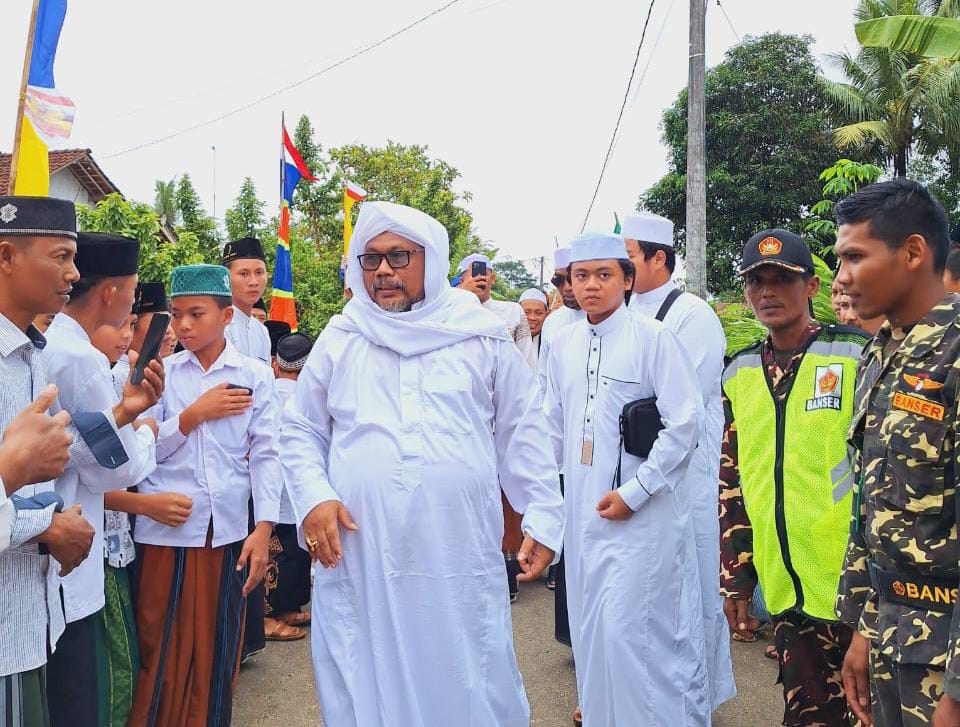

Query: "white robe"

xmin=482 ymin=298 xmax=538 ymax=372
xmin=538 ymin=304 xmax=586 ymax=394
xmin=543 ymin=303 xmax=709 ymax=727
xmin=630 ymin=281 xmax=736 ymax=710
xmin=282 ymin=322 xmax=564 ymax=727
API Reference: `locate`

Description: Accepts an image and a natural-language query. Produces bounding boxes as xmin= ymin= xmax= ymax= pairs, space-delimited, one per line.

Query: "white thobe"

xmin=630 ymin=281 xmax=736 ymax=709
xmin=543 ymin=304 xmax=709 ymax=727
xmin=538 ymin=305 xmax=586 ymax=394
xmin=225 ymin=305 xmax=271 ymax=364
xmin=482 ymin=298 xmax=537 ymax=371
xmin=44 ymin=313 xmax=156 ymax=623
xmin=282 ymin=325 xmax=564 ymax=727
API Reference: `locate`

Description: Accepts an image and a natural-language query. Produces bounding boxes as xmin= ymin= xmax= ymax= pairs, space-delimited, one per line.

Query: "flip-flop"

xmin=283 ymin=612 xmax=311 ymax=627
xmin=264 ymin=620 xmax=305 ymax=642
xmin=732 ymin=631 xmax=757 ymax=643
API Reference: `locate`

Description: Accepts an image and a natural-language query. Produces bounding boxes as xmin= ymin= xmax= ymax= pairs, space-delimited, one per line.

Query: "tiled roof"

xmin=0 ymin=148 xmax=121 ymax=200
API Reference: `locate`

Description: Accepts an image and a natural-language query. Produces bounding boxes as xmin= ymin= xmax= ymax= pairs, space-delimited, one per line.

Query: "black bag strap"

xmin=613 ymin=416 xmax=625 ymax=489
xmin=655 ymin=287 xmax=683 ymax=322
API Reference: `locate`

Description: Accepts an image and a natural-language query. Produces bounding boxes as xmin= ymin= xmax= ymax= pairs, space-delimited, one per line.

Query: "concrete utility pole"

xmin=685 ymin=0 xmax=708 ymax=298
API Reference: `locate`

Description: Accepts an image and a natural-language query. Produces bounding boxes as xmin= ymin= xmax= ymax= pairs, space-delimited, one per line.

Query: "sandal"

xmin=764 ymin=644 xmax=778 ymax=660
xmin=732 ymin=631 xmax=757 ymax=643
xmin=573 ymin=707 xmax=582 ymax=725
xmin=282 ymin=611 xmax=311 ymax=627
xmin=264 ymin=618 xmax=305 ymax=642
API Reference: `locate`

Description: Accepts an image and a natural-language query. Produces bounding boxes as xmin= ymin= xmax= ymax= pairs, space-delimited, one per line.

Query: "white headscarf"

xmin=329 ymin=201 xmax=509 ymax=357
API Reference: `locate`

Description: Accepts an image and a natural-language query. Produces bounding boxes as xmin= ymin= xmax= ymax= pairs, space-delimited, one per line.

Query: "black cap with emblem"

xmin=277 ymin=332 xmax=313 ymax=372
xmin=75 ymin=232 xmax=140 ymax=277
xmin=740 ymin=229 xmax=815 ymax=276
xmin=253 ymin=298 xmax=267 ymax=312
xmin=221 ymin=237 xmax=265 ymax=265
xmin=264 ymin=320 xmax=291 ymax=357
xmin=134 ymin=282 xmax=168 ymax=315
xmin=0 ymin=196 xmax=77 ymax=240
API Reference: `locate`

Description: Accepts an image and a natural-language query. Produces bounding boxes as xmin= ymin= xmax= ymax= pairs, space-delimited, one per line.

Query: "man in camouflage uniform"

xmin=835 ymin=179 xmax=960 ymax=726
xmin=721 ymin=229 xmax=868 ymax=726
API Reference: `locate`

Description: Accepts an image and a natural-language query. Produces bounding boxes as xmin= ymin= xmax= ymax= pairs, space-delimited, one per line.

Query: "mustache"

xmin=373 ymin=280 xmax=407 ymax=292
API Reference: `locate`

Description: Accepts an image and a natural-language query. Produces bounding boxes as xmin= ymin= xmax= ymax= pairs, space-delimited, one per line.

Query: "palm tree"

xmin=821 ymin=0 xmax=960 ymax=176
xmin=153 ymin=178 xmax=178 ymax=226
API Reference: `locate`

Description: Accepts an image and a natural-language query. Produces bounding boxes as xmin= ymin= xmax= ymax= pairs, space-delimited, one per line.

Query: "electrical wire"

xmin=579 ymin=0 xmax=658 ymax=233
xmin=715 ymin=0 xmax=741 ymax=41
xmin=103 ymin=0 xmax=465 ymax=159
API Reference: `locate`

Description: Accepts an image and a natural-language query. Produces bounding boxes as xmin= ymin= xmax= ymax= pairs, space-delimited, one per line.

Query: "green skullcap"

xmin=170 ymin=264 xmax=232 ymax=298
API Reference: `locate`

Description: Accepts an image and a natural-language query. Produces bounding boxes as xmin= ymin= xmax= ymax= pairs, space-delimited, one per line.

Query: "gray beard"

xmin=379 ymin=297 xmax=413 ymax=313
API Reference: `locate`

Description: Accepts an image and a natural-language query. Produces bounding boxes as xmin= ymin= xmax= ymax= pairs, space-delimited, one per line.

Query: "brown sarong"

xmin=129 ymin=538 xmax=246 ymax=727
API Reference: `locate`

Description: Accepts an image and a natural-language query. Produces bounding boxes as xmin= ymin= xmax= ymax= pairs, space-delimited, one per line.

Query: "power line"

xmin=579 ymin=0 xmax=658 ymax=233
xmin=103 ymin=0 xmax=465 ymax=160
xmin=715 ymin=0 xmax=740 ymax=41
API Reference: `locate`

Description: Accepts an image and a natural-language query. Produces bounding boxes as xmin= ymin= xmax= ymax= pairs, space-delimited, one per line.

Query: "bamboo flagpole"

xmin=9 ymin=0 xmax=41 ymax=194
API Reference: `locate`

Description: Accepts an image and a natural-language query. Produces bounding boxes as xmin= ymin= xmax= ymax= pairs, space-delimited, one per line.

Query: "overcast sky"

xmin=1 ymin=0 xmax=860 ymax=264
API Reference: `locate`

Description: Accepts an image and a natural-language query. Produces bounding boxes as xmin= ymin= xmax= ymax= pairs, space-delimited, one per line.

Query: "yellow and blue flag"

xmin=15 ymin=0 xmax=75 ymax=195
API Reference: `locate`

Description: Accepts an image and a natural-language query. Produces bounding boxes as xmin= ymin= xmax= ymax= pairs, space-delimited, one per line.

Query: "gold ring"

xmin=305 ymin=537 xmax=319 ymax=551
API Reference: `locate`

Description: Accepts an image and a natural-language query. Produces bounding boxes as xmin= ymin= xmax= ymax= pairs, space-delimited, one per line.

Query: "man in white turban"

xmin=519 ymin=288 xmax=548 ymax=357
xmin=281 ymin=201 xmax=564 ymax=727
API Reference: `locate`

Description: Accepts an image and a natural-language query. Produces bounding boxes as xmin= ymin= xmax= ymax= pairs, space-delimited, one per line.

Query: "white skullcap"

xmin=621 ymin=212 xmax=674 ymax=248
xmin=554 ymin=247 xmax=571 ymax=270
xmin=569 ymin=233 xmax=629 ymax=264
xmin=456 ymin=253 xmax=492 ymax=273
xmin=518 ymin=288 xmax=548 ymax=307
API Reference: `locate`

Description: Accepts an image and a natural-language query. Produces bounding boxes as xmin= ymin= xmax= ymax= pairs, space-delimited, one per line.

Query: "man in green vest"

xmin=835 ymin=179 xmax=960 ymax=727
xmin=720 ymin=228 xmax=868 ymax=726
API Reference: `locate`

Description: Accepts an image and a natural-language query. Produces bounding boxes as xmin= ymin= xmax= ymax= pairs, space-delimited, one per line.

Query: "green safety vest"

xmin=722 ymin=326 xmax=866 ymax=621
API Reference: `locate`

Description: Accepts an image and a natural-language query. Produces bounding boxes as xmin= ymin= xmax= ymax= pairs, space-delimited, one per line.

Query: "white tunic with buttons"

xmin=225 ymin=305 xmax=271 ymax=364
xmin=543 ymin=303 xmax=710 ymax=727
xmin=630 ymin=281 xmax=736 ymax=710
xmin=282 ymin=321 xmax=564 ymax=727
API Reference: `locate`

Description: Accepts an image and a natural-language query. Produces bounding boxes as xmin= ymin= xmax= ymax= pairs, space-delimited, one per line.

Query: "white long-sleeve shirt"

xmin=543 ymin=303 xmax=709 ymax=725
xmin=537 ymin=304 xmax=586 ymax=394
xmin=281 ymin=322 xmax=564 ymax=727
xmin=45 ymin=313 xmax=157 ymax=623
xmin=225 ymin=305 xmax=271 ymax=364
xmin=274 ymin=377 xmax=298 ymax=525
xmin=482 ymin=298 xmax=537 ymax=372
xmin=135 ymin=341 xmax=281 ymax=547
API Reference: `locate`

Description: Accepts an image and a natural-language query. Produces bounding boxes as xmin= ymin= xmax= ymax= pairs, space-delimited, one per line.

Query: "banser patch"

xmin=892 ymin=391 xmax=945 ymax=421
xmin=806 ymin=364 xmax=843 ymax=411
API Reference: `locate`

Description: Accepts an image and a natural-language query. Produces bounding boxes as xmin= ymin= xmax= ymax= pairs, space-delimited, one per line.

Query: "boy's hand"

xmin=144 ymin=492 xmax=192 ymax=527
xmin=116 ymin=351 xmax=164 ymax=426
xmin=596 ymin=490 xmax=633 ymax=520
xmin=40 ymin=505 xmax=94 ymax=576
xmin=180 ymin=384 xmax=252 ymax=434
xmin=238 ymin=522 xmax=273 ymax=596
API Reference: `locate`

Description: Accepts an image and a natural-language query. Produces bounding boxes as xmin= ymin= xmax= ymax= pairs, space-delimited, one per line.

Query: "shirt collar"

xmin=631 ymin=280 xmax=677 ymax=306
xmin=873 ymin=293 xmax=960 ymax=361
xmin=587 ymin=303 xmax=629 ymax=338
xmin=176 ymin=338 xmax=246 ymax=374
xmin=52 ymin=310 xmax=92 ymax=345
xmin=0 ymin=312 xmax=43 ymax=357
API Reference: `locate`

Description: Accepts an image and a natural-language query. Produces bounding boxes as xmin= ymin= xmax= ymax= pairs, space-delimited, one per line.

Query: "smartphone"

xmin=130 ymin=312 xmax=171 ymax=385
xmin=225 ymin=383 xmax=253 ymax=396
xmin=471 ymin=260 xmax=487 ymax=278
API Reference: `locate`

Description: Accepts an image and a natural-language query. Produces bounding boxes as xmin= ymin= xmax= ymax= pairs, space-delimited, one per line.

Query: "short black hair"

xmin=835 ymin=178 xmax=950 ymax=273
xmin=636 ymin=242 xmax=676 ymax=273
xmin=566 ymin=259 xmax=637 ymax=303
xmin=946 ymin=248 xmax=960 ymax=281
xmin=67 ymin=276 xmax=108 ymax=302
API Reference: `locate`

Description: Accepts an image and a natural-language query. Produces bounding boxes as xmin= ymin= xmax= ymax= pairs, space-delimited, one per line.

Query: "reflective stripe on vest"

xmin=723 ymin=337 xmax=860 ymax=620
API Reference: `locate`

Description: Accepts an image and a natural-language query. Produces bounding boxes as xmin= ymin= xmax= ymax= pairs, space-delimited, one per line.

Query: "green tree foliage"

xmin=291 ymin=115 xmax=342 ymax=245
xmin=175 ymin=174 xmax=221 ymax=260
xmin=493 ymin=259 xmax=538 ymax=299
xmin=822 ymin=0 xmax=960 ymax=177
xmin=76 ymin=193 xmax=205 ymax=285
xmin=804 ymin=158 xmax=884 ymax=255
xmin=641 ymin=34 xmax=838 ymax=295
xmin=153 ymin=178 xmax=178 ymax=226
xmin=225 ymin=177 xmax=266 ymax=241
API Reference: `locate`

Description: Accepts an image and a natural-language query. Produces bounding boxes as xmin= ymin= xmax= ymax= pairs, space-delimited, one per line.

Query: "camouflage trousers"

xmin=772 ymin=612 xmax=856 ymax=726
xmin=869 ymin=646 xmax=944 ymax=726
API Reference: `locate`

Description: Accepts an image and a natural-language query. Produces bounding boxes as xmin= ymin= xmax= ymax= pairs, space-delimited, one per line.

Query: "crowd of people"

xmin=0 ymin=177 xmax=958 ymax=727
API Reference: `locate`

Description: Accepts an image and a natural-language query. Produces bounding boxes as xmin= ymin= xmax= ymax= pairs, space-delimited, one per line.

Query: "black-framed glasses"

xmin=356 ymin=249 xmax=420 ymax=272
xmin=551 ymin=273 xmax=569 ymax=287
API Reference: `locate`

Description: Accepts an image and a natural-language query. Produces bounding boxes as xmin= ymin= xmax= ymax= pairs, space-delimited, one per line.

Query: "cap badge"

xmin=0 ymin=204 xmax=18 ymax=224
xmin=758 ymin=236 xmax=782 ymax=256
xmin=903 ymin=373 xmax=945 ymax=393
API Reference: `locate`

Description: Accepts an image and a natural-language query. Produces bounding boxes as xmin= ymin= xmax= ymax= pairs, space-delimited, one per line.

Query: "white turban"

xmin=554 ymin=247 xmax=571 ymax=270
xmin=518 ymin=288 xmax=548 ymax=307
xmin=332 ymin=201 xmax=509 ymax=356
xmin=621 ymin=213 xmax=674 ymax=248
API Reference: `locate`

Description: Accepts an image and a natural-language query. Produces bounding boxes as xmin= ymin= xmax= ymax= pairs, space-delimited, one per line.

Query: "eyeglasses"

xmin=551 ymin=274 xmax=570 ymax=287
xmin=356 ymin=250 xmax=420 ymax=272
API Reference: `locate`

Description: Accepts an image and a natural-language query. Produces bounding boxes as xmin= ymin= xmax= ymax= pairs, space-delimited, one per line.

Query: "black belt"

xmin=870 ymin=563 xmax=958 ymax=613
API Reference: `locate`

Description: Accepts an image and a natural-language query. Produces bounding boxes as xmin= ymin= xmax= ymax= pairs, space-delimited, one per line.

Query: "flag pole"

xmin=9 ymin=0 xmax=41 ymax=194
xmin=280 ymin=111 xmax=285 ymax=208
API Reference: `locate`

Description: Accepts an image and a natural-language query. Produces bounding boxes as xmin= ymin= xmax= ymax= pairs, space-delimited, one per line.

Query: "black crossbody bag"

xmin=612 ymin=288 xmax=683 ymax=488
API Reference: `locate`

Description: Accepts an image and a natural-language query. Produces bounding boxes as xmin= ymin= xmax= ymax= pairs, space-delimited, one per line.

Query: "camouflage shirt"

xmin=719 ymin=321 xmax=822 ymax=600
xmin=836 ymin=295 xmax=960 ymax=698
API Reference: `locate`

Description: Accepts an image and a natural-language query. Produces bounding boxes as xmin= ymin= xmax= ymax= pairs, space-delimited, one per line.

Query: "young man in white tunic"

xmin=623 ymin=212 xmax=737 ymax=711
xmin=543 ymin=232 xmax=710 ymax=727
xmin=538 ymin=247 xmax=587 ymax=393
xmin=282 ymin=201 xmax=564 ymax=727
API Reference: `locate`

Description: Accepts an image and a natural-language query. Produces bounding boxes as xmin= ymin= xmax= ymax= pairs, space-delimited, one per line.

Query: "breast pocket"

xmin=878 ymin=409 xmax=948 ymax=515
xmin=600 ymin=376 xmax=649 ymax=407
xmin=423 ymin=373 xmax=472 ymax=435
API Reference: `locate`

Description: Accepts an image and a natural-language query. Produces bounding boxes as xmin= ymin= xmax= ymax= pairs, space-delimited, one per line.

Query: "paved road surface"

xmin=234 ymin=580 xmax=783 ymax=726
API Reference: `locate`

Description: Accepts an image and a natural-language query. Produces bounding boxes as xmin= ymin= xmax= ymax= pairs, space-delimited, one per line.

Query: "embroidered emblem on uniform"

xmin=903 ymin=372 xmax=945 ymax=393
xmin=806 ymin=364 xmax=843 ymax=411
xmin=758 ymin=236 xmax=782 ymax=256
xmin=892 ymin=391 xmax=945 ymax=421
xmin=892 ymin=580 xmax=906 ymax=597
xmin=0 ymin=204 xmax=17 ymax=224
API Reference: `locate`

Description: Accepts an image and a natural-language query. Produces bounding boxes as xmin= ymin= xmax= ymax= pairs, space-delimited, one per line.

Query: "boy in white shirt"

xmin=130 ymin=264 xmax=281 ymax=726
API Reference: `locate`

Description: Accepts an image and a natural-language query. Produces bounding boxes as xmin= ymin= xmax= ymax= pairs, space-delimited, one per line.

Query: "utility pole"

xmin=539 ymin=256 xmax=544 ymax=287
xmin=211 ymin=145 xmax=217 ymax=222
xmin=685 ymin=0 xmax=707 ymax=298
